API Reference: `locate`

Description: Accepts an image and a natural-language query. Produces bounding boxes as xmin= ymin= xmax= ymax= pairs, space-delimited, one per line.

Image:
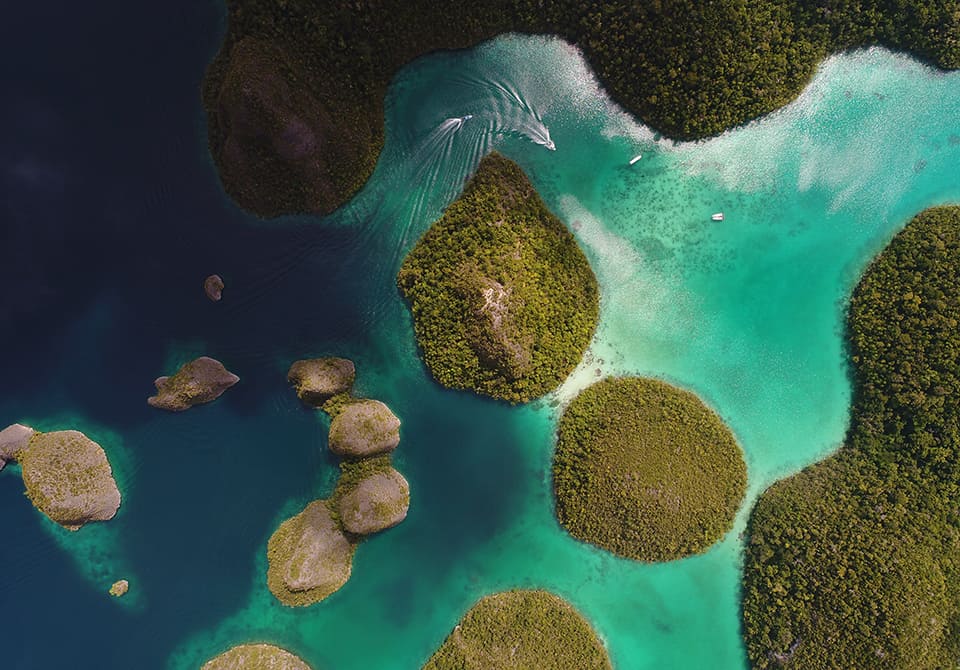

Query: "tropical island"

xmin=741 ymin=206 xmax=960 ymax=668
xmin=148 ymin=356 xmax=239 ymax=412
xmin=397 ymin=152 xmax=598 ymax=403
xmin=423 ymin=589 xmax=611 ymax=670
xmin=201 ymin=643 xmax=312 ymax=670
xmin=203 ymin=0 xmax=959 ymax=217
xmin=553 ymin=376 xmax=747 ymax=561
xmin=267 ymin=361 xmax=410 ymax=607
xmin=2 ymin=426 xmax=122 ymax=531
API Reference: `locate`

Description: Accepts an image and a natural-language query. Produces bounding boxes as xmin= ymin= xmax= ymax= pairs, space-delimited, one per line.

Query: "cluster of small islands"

xmin=7 ymin=0 xmax=960 ymax=668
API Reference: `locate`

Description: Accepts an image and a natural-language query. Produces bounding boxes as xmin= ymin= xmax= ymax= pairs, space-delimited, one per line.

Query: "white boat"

xmin=711 ymin=212 xmax=724 ymax=221
xmin=629 ymin=154 xmax=643 ymax=165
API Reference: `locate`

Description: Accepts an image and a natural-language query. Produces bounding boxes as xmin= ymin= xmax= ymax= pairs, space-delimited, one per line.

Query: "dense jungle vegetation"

xmin=423 ymin=589 xmax=612 ymax=670
xmin=553 ymin=376 xmax=747 ymax=561
xmin=742 ymin=206 xmax=960 ymax=669
xmin=397 ymin=153 xmax=598 ymax=403
xmin=204 ymin=0 xmax=959 ymax=217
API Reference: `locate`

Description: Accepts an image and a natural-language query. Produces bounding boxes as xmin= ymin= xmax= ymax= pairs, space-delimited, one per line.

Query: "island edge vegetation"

xmin=203 ymin=0 xmax=959 ymax=217
xmin=742 ymin=206 xmax=960 ymax=669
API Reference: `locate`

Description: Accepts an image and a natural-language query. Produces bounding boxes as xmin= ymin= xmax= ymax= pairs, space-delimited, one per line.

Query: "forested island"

xmin=202 ymin=643 xmax=312 ymax=669
xmin=423 ymin=589 xmax=611 ymax=670
xmin=397 ymin=153 xmax=598 ymax=403
xmin=742 ymin=206 xmax=960 ymax=668
xmin=203 ymin=0 xmax=959 ymax=217
xmin=554 ymin=377 xmax=747 ymax=561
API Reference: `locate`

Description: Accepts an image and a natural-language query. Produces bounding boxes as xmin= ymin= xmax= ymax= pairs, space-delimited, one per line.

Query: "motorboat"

xmin=629 ymin=154 xmax=643 ymax=165
xmin=711 ymin=212 xmax=724 ymax=221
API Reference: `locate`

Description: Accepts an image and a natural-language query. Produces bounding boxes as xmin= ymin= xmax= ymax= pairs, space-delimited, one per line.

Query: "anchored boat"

xmin=711 ymin=212 xmax=724 ymax=221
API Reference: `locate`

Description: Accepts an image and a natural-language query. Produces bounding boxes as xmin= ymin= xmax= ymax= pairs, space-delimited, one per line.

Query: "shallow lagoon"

xmin=1 ymin=3 xmax=959 ymax=668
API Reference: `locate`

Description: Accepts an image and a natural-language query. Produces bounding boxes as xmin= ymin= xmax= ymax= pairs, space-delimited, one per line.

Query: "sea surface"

xmin=1 ymin=2 xmax=959 ymax=669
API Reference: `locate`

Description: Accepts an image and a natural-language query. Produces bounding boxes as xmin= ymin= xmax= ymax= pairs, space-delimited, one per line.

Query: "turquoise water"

xmin=2 ymin=15 xmax=959 ymax=669
xmin=167 ymin=39 xmax=959 ymax=668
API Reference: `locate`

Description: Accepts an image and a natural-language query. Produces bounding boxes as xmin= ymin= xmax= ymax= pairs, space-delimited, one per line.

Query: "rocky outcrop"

xmin=204 ymin=274 xmax=224 ymax=301
xmin=336 ymin=468 xmax=410 ymax=535
xmin=201 ymin=644 xmax=312 ymax=670
xmin=0 ymin=423 xmax=34 ymax=470
xmin=18 ymin=430 xmax=121 ymax=530
xmin=148 ymin=356 xmax=239 ymax=411
xmin=267 ymin=499 xmax=356 ymax=607
xmin=287 ymin=357 xmax=355 ymax=406
xmin=269 ymin=365 xmax=409 ymax=607
xmin=456 ymin=270 xmax=533 ymax=381
xmin=327 ymin=400 xmax=400 ymax=458
xmin=109 ymin=579 xmax=129 ymax=597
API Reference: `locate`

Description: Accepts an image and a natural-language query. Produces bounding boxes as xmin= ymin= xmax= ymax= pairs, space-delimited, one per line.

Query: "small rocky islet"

xmin=266 ymin=498 xmax=356 ymax=607
xmin=286 ymin=357 xmax=355 ymax=406
xmin=204 ymin=274 xmax=225 ymax=301
xmin=326 ymin=399 xmax=400 ymax=458
xmin=1 ymin=425 xmax=121 ymax=531
xmin=266 ymin=358 xmax=410 ymax=607
xmin=0 ymin=422 xmax=34 ymax=472
xmin=148 ymin=356 xmax=239 ymax=412
xmin=109 ymin=579 xmax=129 ymax=598
xmin=335 ymin=466 xmax=409 ymax=535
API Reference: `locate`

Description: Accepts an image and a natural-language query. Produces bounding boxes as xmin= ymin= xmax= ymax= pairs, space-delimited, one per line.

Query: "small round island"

xmin=423 ymin=589 xmax=611 ymax=670
xmin=553 ymin=377 xmax=747 ymax=561
xmin=202 ymin=643 xmax=312 ymax=670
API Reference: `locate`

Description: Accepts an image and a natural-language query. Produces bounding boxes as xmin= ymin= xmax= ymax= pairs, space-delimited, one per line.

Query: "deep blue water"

xmin=0 ymin=2 xmax=308 ymax=666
